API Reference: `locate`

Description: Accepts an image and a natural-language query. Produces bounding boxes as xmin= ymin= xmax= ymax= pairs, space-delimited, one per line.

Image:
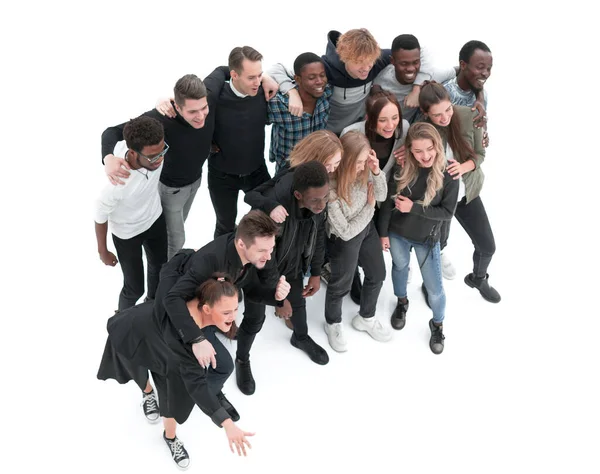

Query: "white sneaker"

xmin=324 ymin=322 xmax=348 ymax=352
xmin=351 ymin=315 xmax=392 ymax=342
xmin=441 ymin=252 xmax=456 ymax=280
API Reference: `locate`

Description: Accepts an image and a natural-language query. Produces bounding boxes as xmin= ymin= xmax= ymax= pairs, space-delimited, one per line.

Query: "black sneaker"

xmin=290 ymin=334 xmax=329 ymax=365
xmin=320 ymin=262 xmax=332 ymax=285
xmin=428 ymin=319 xmax=445 ymax=355
xmin=163 ymin=432 xmax=190 ymax=470
xmin=391 ymin=298 xmax=409 ymax=330
xmin=235 ymin=359 xmax=256 ymax=396
xmin=217 ymin=391 xmax=240 ymax=422
xmin=464 ymin=273 xmax=501 ymax=303
xmin=142 ymin=390 xmax=160 ymax=423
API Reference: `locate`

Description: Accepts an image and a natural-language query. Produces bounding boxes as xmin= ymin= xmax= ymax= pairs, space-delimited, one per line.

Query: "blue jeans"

xmin=388 ymin=232 xmax=445 ymax=324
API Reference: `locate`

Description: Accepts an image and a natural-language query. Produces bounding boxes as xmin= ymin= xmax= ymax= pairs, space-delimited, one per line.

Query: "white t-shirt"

xmin=95 ymin=141 xmax=163 ymax=240
xmin=445 ymin=144 xmax=466 ymax=202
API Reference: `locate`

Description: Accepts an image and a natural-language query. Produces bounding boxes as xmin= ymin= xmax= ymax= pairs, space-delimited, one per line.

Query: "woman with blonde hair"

xmin=323 ymin=130 xmax=390 ymax=352
xmin=378 ymin=123 xmax=459 ymax=354
xmin=419 ymin=81 xmax=500 ymax=303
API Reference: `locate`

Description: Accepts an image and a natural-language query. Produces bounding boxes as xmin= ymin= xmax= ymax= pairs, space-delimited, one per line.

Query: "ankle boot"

xmin=391 ymin=298 xmax=409 ymax=330
xmin=464 ymin=273 xmax=501 ymax=303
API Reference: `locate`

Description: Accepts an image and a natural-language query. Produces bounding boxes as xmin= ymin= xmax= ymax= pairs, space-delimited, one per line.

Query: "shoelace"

xmin=143 ymin=393 xmax=158 ymax=413
xmin=169 ymin=438 xmax=186 ymax=461
xmin=431 ymin=326 xmax=445 ymax=344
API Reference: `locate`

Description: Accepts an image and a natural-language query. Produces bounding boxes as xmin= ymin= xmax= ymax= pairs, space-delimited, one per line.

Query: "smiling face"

xmin=391 ymin=48 xmax=420 ymax=85
xmin=296 ymin=62 xmax=327 ymax=98
xmin=203 ymin=295 xmax=239 ymax=333
xmin=374 ymin=102 xmax=400 ymax=139
xmin=132 ymin=139 xmax=166 ymax=171
xmin=425 ymin=100 xmax=454 ymax=127
xmin=354 ymin=148 xmax=369 ymax=176
xmin=345 ymin=57 xmax=375 ymax=80
xmin=238 ymin=235 xmax=275 ymax=269
xmin=461 ymin=48 xmax=493 ymax=91
xmin=175 ymin=97 xmax=209 ymax=129
xmin=410 ymin=138 xmax=437 ymax=168
xmin=231 ymin=58 xmax=263 ymax=96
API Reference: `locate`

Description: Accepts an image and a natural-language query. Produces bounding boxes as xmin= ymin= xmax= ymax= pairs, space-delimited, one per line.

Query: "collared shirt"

xmin=267 ymin=85 xmax=332 ymax=170
xmin=443 ymin=76 xmax=488 ymax=109
xmin=229 ymin=79 xmax=249 ymax=98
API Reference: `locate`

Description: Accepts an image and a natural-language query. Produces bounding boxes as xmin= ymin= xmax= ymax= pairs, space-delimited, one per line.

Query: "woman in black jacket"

xmin=378 ymin=123 xmax=459 ymax=354
xmin=98 ymin=264 xmax=254 ymax=469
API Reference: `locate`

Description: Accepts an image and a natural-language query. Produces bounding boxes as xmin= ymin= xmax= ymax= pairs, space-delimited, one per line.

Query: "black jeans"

xmin=440 ymin=196 xmax=496 ymax=278
xmin=112 ymin=214 xmax=168 ymax=310
xmin=325 ymin=221 xmax=386 ymax=324
xmin=208 ymin=163 xmax=271 ymax=238
xmin=236 ymin=273 xmax=307 ymax=362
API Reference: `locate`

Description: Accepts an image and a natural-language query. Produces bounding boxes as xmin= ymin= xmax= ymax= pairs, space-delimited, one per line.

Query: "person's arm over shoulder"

xmin=101 ymin=122 xmax=126 ymax=164
xmin=162 ymin=253 xmax=219 ymax=343
xmin=204 ymin=66 xmax=230 ymax=96
xmin=244 ymin=175 xmax=284 ymax=214
xmin=267 ymin=63 xmax=295 ymax=94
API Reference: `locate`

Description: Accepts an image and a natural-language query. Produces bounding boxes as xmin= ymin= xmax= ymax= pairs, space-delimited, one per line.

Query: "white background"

xmin=1 ymin=1 xmax=598 ymax=473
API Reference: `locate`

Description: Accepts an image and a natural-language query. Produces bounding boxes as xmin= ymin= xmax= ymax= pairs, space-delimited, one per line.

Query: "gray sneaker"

xmin=351 ymin=314 xmax=392 ymax=342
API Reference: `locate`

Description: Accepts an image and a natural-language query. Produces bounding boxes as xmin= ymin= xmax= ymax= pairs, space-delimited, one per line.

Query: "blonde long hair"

xmin=395 ymin=123 xmax=446 ymax=207
xmin=288 ymin=130 xmax=343 ymax=168
xmin=334 ymin=131 xmax=371 ymax=205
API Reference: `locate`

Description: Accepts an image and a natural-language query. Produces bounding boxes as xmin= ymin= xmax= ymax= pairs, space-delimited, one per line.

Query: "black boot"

xmin=428 ymin=319 xmax=445 ymax=355
xmin=290 ymin=334 xmax=329 ymax=365
xmin=217 ymin=391 xmax=240 ymax=422
xmin=235 ymin=359 xmax=256 ymax=395
xmin=350 ymin=268 xmax=362 ymax=305
xmin=421 ymin=284 xmax=431 ymax=309
xmin=391 ymin=298 xmax=409 ymax=330
xmin=464 ymin=273 xmax=501 ymax=303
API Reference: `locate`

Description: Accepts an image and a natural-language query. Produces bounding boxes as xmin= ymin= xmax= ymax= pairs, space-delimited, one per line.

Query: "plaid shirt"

xmin=267 ymin=85 xmax=332 ymax=170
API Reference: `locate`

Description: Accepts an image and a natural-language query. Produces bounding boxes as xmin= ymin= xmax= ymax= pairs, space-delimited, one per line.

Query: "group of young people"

xmin=94 ymin=28 xmax=499 ymax=469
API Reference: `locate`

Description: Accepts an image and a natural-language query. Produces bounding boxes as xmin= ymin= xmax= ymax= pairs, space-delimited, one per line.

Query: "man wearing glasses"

xmin=95 ymin=116 xmax=169 ymax=311
xmin=101 ymin=74 xmax=212 ymax=260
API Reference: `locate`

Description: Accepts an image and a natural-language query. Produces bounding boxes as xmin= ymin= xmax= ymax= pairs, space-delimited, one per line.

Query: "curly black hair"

xmin=123 ymin=116 xmax=164 ymax=153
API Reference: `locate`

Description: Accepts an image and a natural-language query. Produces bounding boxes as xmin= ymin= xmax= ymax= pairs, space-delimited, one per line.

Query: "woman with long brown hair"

xmin=378 ymin=123 xmax=459 ymax=354
xmin=418 ymin=80 xmax=500 ymax=303
xmin=98 ymin=261 xmax=254 ymax=469
xmin=324 ymin=130 xmax=390 ymax=352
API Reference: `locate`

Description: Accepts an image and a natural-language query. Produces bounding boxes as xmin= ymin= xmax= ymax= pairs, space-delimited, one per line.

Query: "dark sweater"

xmin=244 ymin=168 xmax=326 ymax=278
xmin=378 ymin=165 xmax=459 ymax=243
xmin=208 ymin=76 xmax=268 ymax=175
xmin=162 ymin=234 xmax=281 ymax=344
xmin=100 ymin=98 xmax=216 ymax=188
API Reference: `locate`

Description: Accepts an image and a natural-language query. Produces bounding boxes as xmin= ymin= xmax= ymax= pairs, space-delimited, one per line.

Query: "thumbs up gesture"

xmin=275 ymin=275 xmax=291 ymax=301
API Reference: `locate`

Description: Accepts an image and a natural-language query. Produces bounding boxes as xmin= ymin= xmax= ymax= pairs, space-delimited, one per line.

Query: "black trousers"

xmin=325 ymin=221 xmax=386 ymax=323
xmin=236 ymin=273 xmax=307 ymax=362
xmin=112 ymin=214 xmax=168 ymax=310
xmin=208 ymin=163 xmax=271 ymax=238
xmin=440 ymin=195 xmax=496 ymax=278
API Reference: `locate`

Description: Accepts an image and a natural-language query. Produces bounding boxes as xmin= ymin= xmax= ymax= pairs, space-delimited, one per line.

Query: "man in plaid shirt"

xmin=267 ymin=53 xmax=332 ymax=174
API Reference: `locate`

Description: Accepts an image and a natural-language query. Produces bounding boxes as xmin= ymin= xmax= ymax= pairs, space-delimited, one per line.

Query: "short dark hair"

xmin=123 ymin=116 xmax=164 ymax=152
xmin=229 ymin=46 xmax=263 ymax=74
xmin=293 ymin=52 xmax=323 ymax=75
xmin=391 ymin=34 xmax=420 ymax=53
xmin=459 ymin=40 xmax=491 ymax=63
xmin=235 ymin=210 xmax=278 ymax=247
xmin=174 ymin=74 xmax=207 ymax=107
xmin=292 ymin=161 xmax=329 ymax=194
